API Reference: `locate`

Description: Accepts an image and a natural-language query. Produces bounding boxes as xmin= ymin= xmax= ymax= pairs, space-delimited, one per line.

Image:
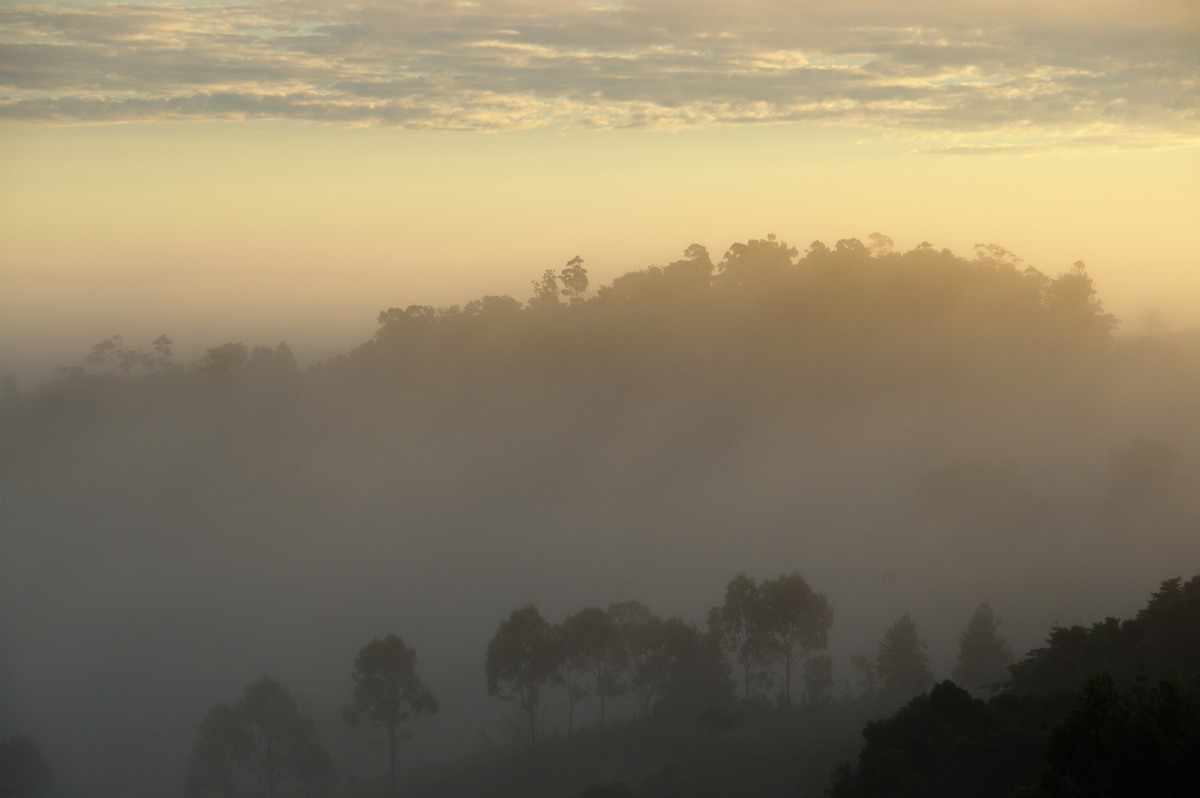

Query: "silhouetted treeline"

xmin=831 ymin=575 xmax=1200 ymax=798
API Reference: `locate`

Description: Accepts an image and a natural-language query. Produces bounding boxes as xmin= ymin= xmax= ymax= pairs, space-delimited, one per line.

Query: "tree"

xmin=186 ymin=702 xmax=244 ymax=798
xmin=717 ymin=234 xmax=797 ymax=289
xmin=85 ymin=334 xmax=152 ymax=378
xmin=757 ymin=572 xmax=833 ymax=706
xmin=712 ymin=573 xmax=769 ymax=701
xmin=561 ymin=607 xmax=627 ymax=730
xmin=653 ymin=619 xmax=736 ymax=723
xmin=608 ymin=600 xmax=667 ymax=718
xmin=551 ymin=621 xmax=592 ymax=736
xmin=345 ymin=634 xmax=438 ymax=798
xmin=485 ymin=605 xmax=561 ymax=747
xmin=805 ymin=655 xmax=834 ymax=707
xmin=197 ymin=342 xmax=249 ymax=381
xmin=953 ymin=603 xmax=1013 ymax=690
xmin=528 ymin=269 xmax=561 ymax=310
xmin=188 ymin=677 xmax=331 ymax=798
xmin=877 ymin=614 xmax=934 ymax=701
xmin=830 ymin=681 xmax=1051 ymax=798
xmin=1033 ymin=673 xmax=1200 ymax=797
xmin=1042 ymin=261 xmax=1118 ymax=346
xmin=852 ymin=653 xmax=880 ymax=700
xmin=0 ymin=735 xmax=52 ymax=798
xmin=559 ymin=256 xmax=589 ymax=305
xmin=238 ymin=677 xmax=317 ymax=798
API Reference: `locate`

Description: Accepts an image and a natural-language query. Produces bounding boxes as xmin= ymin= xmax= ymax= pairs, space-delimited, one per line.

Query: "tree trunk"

xmin=388 ymin=726 xmax=397 ymax=798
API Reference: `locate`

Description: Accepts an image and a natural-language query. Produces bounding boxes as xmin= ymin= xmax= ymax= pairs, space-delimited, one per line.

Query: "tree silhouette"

xmin=712 ymin=573 xmax=769 ymax=701
xmin=805 ymin=654 xmax=835 ymax=707
xmin=186 ymin=703 xmax=244 ymax=798
xmin=559 ymin=256 xmax=589 ymax=305
xmin=608 ymin=600 xmax=667 ymax=718
xmin=344 ymin=634 xmax=438 ymax=798
xmin=238 ymin=678 xmax=316 ymax=798
xmin=551 ymin=620 xmax=592 ymax=736
xmin=1033 ymin=673 xmax=1200 ymax=797
xmin=757 ymin=572 xmax=833 ymax=706
xmin=188 ymin=677 xmax=331 ymax=798
xmin=485 ymin=605 xmax=561 ymax=748
xmin=877 ymin=614 xmax=934 ymax=701
xmin=528 ymin=269 xmax=561 ymax=310
xmin=561 ymin=606 xmax=627 ymax=730
xmin=953 ymin=603 xmax=1013 ymax=690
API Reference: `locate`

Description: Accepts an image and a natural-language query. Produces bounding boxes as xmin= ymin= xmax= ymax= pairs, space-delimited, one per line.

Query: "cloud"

xmin=0 ymin=0 xmax=1196 ymax=147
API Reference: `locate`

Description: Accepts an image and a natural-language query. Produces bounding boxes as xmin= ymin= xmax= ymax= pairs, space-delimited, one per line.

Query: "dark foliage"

xmin=1008 ymin=575 xmax=1200 ymax=695
xmin=1023 ymin=673 xmax=1200 ymax=798
xmin=835 ymin=575 xmax=1200 ymax=798
xmin=830 ymin=681 xmax=1054 ymax=798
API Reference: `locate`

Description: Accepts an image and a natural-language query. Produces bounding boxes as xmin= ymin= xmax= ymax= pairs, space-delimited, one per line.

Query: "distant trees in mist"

xmin=710 ymin=572 xmax=833 ymax=707
xmin=344 ymin=635 xmax=438 ymax=798
xmin=5 ymin=233 xmax=1198 ymax=798
xmin=187 ymin=677 xmax=335 ymax=798
xmin=3 ymin=232 xmax=1125 ymax=408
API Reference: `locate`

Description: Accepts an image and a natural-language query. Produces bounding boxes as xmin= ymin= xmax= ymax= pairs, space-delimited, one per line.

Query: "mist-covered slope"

xmin=2 ymin=236 xmax=1198 ymax=797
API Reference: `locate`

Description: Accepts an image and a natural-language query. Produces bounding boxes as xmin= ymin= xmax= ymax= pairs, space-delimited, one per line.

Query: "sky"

xmin=2 ymin=0 xmax=1198 ymax=385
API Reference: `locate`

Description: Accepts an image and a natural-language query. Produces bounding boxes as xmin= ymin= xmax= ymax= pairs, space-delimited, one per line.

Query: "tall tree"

xmin=559 ymin=256 xmax=590 ymax=305
xmin=237 ymin=677 xmax=315 ymax=798
xmin=712 ymin=573 xmax=769 ymax=701
xmin=608 ymin=600 xmax=668 ymax=718
xmin=186 ymin=703 xmax=244 ymax=798
xmin=805 ymin=655 xmax=835 ymax=707
xmin=877 ymin=614 xmax=934 ymax=701
xmin=757 ymin=572 xmax=834 ymax=706
xmin=485 ymin=605 xmax=561 ymax=748
xmin=953 ymin=603 xmax=1013 ymax=690
xmin=188 ymin=678 xmax=330 ymax=798
xmin=551 ymin=621 xmax=592 ymax=736
xmin=528 ymin=269 xmax=561 ymax=310
xmin=561 ymin=607 xmax=627 ymax=730
xmin=345 ymin=634 xmax=438 ymax=798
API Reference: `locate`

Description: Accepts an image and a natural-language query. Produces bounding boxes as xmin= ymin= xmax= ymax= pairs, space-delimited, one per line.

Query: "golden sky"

xmin=2 ymin=0 xmax=1198 ymax=382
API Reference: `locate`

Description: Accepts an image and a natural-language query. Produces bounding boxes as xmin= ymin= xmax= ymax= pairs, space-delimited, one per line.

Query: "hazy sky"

xmin=2 ymin=0 xmax=1198 ymax=384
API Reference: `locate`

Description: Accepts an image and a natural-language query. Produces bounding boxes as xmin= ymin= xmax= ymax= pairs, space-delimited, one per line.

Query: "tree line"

xmin=173 ymin=569 xmax=1020 ymax=797
xmin=2 ymin=233 xmax=1121 ymax=415
xmin=832 ymin=574 xmax=1200 ymax=798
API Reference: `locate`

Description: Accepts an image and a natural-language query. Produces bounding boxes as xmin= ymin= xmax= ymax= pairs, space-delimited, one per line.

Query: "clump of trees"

xmin=850 ymin=613 xmax=938 ymax=704
xmin=485 ymin=597 xmax=738 ymax=746
xmin=710 ymin=572 xmax=833 ymax=706
xmin=187 ymin=677 xmax=335 ymax=798
xmin=832 ymin=574 xmax=1200 ymax=798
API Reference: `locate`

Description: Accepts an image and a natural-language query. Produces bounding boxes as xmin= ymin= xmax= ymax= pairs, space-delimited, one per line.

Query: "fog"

xmin=3 ymin=237 xmax=1199 ymax=797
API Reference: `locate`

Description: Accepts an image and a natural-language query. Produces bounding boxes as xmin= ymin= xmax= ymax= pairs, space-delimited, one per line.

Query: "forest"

xmin=2 ymin=234 xmax=1198 ymax=797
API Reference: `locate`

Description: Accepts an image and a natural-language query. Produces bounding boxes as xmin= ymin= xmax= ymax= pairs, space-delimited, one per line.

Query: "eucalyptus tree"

xmin=953 ymin=604 xmax=1013 ymax=690
xmin=758 ymin=572 xmax=833 ymax=706
xmin=345 ymin=634 xmax=438 ymax=798
xmin=485 ymin=604 xmax=561 ymax=748
xmin=561 ymin=607 xmax=628 ymax=730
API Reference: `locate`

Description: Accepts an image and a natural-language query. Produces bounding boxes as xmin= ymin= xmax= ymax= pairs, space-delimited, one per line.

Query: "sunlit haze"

xmin=2 ymin=0 xmax=1198 ymax=384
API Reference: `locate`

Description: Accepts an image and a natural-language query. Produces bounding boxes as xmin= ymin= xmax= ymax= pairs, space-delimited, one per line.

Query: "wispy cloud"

xmin=1 ymin=0 xmax=1196 ymax=147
